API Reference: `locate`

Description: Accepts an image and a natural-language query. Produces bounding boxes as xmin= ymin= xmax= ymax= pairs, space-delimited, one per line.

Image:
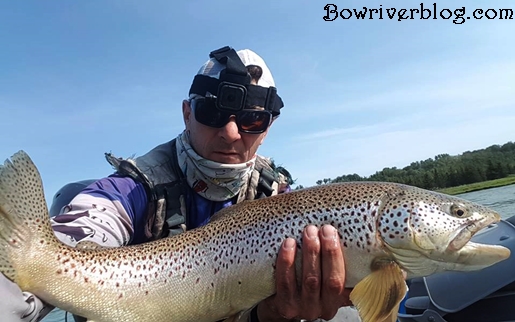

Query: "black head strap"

xmin=209 ymin=46 xmax=251 ymax=85
xmin=189 ymin=46 xmax=284 ymax=116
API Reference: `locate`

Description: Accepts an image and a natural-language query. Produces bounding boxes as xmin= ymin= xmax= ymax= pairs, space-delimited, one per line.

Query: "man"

xmin=0 ymin=46 xmax=351 ymax=321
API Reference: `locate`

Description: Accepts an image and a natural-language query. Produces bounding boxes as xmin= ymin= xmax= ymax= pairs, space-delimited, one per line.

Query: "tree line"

xmin=305 ymin=141 xmax=515 ymax=190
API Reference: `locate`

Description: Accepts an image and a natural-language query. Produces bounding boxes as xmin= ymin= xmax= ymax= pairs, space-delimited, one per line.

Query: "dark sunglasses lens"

xmin=237 ymin=111 xmax=271 ymax=133
xmin=193 ymin=100 xmax=229 ymax=128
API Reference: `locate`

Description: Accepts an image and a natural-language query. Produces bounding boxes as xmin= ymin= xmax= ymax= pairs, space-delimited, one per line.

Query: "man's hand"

xmin=256 ymin=224 xmax=352 ymax=321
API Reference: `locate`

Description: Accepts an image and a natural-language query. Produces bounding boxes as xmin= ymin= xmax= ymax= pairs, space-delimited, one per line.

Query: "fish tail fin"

xmin=0 ymin=150 xmax=57 ymax=284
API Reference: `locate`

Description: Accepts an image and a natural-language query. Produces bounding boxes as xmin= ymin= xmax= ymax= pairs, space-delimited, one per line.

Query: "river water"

xmin=41 ymin=184 xmax=515 ymax=322
xmin=455 ymin=184 xmax=515 ymax=220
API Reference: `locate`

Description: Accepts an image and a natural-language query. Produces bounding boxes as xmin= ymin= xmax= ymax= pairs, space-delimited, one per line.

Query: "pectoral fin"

xmin=382 ymin=302 xmax=402 ymax=322
xmin=349 ymin=261 xmax=407 ymax=322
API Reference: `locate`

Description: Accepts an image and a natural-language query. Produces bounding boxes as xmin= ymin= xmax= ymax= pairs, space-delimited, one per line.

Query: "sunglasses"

xmin=191 ymin=98 xmax=272 ymax=134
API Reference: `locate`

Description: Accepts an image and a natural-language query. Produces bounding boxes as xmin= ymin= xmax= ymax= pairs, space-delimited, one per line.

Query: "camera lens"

xmin=226 ymin=94 xmax=236 ymax=102
xmin=218 ymin=83 xmax=246 ymax=112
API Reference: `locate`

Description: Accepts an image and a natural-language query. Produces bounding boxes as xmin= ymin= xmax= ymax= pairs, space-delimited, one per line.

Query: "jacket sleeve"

xmin=50 ymin=174 xmax=149 ymax=247
xmin=0 ymin=274 xmax=54 ymax=322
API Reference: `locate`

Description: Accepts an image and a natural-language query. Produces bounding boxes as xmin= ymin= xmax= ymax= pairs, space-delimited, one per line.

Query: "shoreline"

xmin=435 ymin=176 xmax=515 ymax=195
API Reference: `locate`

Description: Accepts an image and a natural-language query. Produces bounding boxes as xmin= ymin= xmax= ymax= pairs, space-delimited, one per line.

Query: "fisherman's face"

xmin=182 ymin=100 xmax=271 ymax=164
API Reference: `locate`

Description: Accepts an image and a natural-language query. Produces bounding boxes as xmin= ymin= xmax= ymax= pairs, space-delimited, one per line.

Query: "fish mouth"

xmin=447 ymin=213 xmax=510 ymax=268
xmin=447 ymin=213 xmax=500 ymax=251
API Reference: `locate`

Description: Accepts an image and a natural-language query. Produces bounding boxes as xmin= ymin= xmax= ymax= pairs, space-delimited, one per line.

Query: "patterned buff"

xmin=176 ymin=131 xmax=256 ymax=201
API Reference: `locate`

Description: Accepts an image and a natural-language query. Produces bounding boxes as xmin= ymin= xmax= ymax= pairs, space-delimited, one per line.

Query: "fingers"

xmin=300 ymin=225 xmax=322 ymax=320
xmin=300 ymin=225 xmax=348 ymax=320
xmin=259 ymin=225 xmax=350 ymax=322
xmin=270 ymin=237 xmax=299 ymax=319
xmin=319 ymin=225 xmax=347 ymax=319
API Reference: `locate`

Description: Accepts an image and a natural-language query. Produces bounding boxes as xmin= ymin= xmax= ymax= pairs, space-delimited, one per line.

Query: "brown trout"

xmin=0 ymin=151 xmax=510 ymax=322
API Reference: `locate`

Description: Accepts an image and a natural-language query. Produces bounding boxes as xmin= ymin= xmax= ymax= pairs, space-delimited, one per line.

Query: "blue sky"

xmin=1 ymin=0 xmax=514 ymax=205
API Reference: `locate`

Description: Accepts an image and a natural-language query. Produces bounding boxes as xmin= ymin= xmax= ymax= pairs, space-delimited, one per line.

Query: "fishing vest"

xmin=104 ymin=138 xmax=292 ymax=241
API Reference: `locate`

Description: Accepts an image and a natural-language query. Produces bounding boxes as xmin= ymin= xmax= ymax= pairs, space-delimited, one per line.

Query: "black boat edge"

xmin=398 ymin=215 xmax=515 ymax=322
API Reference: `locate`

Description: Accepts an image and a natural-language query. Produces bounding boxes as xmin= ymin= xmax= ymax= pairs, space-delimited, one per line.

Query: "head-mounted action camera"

xmin=188 ymin=46 xmax=284 ymax=117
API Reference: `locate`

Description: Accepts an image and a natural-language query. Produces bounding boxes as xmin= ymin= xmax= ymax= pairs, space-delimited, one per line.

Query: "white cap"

xmin=195 ymin=49 xmax=276 ymax=88
xmin=188 ymin=47 xmax=284 ymax=116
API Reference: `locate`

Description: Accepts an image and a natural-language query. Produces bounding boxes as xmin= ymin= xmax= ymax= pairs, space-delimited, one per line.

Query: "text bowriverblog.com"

xmin=323 ymin=3 xmax=514 ymax=25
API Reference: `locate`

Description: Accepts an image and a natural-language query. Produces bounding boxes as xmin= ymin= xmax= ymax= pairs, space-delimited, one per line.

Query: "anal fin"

xmin=349 ymin=261 xmax=407 ymax=322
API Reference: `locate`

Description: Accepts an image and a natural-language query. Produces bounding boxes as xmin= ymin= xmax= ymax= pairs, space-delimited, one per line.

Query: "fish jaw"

xmin=445 ymin=240 xmax=511 ymax=271
xmin=439 ymin=209 xmax=510 ymax=270
xmin=378 ymin=186 xmax=510 ymax=278
xmin=447 ymin=212 xmax=500 ymax=251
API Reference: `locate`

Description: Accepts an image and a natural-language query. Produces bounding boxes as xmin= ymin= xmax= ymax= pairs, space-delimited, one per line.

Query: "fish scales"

xmin=34 ymin=184 xmax=388 ymax=320
xmin=0 ymin=151 xmax=510 ymax=322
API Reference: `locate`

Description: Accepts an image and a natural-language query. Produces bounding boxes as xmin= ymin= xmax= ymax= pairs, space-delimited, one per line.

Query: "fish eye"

xmin=451 ymin=204 xmax=467 ymax=217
